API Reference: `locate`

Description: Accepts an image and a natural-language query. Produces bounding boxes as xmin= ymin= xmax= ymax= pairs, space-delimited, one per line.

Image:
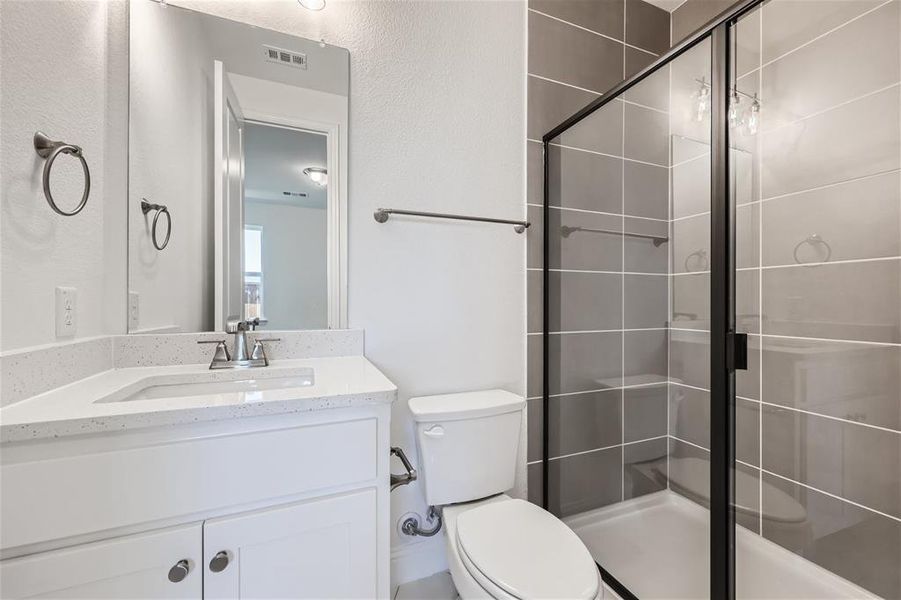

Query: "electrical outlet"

xmin=128 ymin=291 xmax=140 ymax=331
xmin=55 ymin=287 xmax=77 ymax=338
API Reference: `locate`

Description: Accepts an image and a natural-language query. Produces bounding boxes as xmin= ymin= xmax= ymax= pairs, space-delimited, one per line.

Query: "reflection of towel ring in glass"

xmin=33 ymin=131 xmax=91 ymax=216
xmin=684 ymin=249 xmax=708 ymax=272
xmin=793 ymin=234 xmax=831 ymax=264
xmin=141 ymin=199 xmax=171 ymax=251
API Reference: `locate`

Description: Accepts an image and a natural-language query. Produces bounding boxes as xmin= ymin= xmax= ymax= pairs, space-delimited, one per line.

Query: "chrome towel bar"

xmin=141 ymin=199 xmax=172 ymax=251
xmin=33 ymin=131 xmax=91 ymax=217
xmin=374 ymin=208 xmax=530 ymax=234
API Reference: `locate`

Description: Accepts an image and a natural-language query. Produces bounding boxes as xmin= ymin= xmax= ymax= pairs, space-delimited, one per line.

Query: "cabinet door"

xmin=203 ymin=489 xmax=378 ymax=599
xmin=0 ymin=523 xmax=201 ymax=599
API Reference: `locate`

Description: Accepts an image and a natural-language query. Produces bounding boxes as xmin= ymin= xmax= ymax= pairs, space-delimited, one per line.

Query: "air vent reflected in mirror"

xmin=263 ymin=45 xmax=307 ymax=70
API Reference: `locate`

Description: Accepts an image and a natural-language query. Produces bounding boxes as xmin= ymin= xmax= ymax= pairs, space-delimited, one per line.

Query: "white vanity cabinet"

xmin=0 ymin=404 xmax=393 ymax=600
xmin=0 ymin=523 xmax=203 ymax=599
xmin=203 ymin=489 xmax=377 ymax=599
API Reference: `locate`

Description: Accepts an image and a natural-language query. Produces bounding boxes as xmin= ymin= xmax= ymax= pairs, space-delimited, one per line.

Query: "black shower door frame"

xmin=541 ymin=2 xmax=763 ymax=598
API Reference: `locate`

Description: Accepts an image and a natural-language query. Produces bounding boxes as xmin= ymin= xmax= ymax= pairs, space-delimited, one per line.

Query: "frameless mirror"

xmin=128 ymin=0 xmax=348 ymax=334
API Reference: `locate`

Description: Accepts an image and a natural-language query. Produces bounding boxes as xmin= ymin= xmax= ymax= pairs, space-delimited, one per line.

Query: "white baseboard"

xmin=390 ymin=535 xmax=449 ymax=589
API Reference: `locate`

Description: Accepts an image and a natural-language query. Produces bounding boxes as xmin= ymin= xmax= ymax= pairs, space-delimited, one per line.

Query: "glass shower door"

xmin=730 ymin=1 xmax=900 ymax=598
xmin=541 ymin=35 xmax=716 ymax=599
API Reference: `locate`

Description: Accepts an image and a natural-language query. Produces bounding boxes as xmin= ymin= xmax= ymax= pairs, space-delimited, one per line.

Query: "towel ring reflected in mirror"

xmin=793 ymin=233 xmax=831 ymax=265
xmin=33 ymin=131 xmax=91 ymax=217
xmin=141 ymin=199 xmax=172 ymax=251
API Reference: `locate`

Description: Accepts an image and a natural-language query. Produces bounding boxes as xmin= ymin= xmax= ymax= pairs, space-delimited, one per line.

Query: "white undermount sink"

xmin=95 ymin=367 xmax=315 ymax=403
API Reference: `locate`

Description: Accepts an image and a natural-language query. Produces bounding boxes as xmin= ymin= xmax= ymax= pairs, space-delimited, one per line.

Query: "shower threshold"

xmin=564 ymin=491 xmax=876 ymax=599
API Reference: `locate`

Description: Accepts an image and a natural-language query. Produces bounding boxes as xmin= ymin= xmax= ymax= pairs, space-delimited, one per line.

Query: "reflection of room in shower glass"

xmin=244 ymin=226 xmax=264 ymax=319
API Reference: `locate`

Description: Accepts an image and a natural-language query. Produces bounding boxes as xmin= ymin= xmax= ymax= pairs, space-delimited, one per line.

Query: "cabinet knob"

xmin=167 ymin=560 xmax=190 ymax=583
xmin=209 ymin=551 xmax=230 ymax=573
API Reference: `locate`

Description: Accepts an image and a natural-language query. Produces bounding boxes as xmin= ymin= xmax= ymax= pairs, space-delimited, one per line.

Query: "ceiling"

xmin=645 ymin=0 xmax=687 ymax=11
xmin=244 ymin=122 xmax=328 ymax=209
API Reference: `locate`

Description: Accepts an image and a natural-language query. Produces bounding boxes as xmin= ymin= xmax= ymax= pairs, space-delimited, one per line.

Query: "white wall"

xmin=244 ymin=202 xmax=328 ymax=330
xmin=0 ymin=0 xmax=127 ymax=351
xmin=170 ymin=0 xmax=528 ymax=582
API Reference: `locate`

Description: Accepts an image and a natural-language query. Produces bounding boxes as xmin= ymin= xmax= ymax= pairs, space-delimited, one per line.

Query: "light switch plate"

xmin=128 ymin=291 xmax=140 ymax=331
xmin=55 ymin=287 xmax=77 ymax=338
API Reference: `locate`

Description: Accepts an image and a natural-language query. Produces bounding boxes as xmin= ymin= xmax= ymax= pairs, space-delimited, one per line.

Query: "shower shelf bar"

xmin=373 ymin=208 xmax=530 ymax=233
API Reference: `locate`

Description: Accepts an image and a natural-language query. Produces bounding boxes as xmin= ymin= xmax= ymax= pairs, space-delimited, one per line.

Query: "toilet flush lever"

xmin=389 ymin=447 xmax=417 ymax=491
xmin=423 ymin=425 xmax=445 ymax=438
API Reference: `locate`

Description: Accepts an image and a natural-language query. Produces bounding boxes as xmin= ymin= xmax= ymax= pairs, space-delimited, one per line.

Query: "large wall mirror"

xmin=128 ymin=0 xmax=348 ymax=334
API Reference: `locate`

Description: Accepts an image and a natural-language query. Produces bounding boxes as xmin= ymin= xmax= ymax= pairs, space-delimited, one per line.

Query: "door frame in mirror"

xmin=228 ymin=73 xmax=349 ymax=330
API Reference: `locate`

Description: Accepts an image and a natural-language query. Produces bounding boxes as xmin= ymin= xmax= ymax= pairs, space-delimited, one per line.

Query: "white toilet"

xmin=409 ymin=389 xmax=602 ymax=600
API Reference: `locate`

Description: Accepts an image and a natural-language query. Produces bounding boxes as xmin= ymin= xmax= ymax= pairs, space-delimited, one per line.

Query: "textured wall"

xmin=0 ymin=0 xmax=127 ymax=351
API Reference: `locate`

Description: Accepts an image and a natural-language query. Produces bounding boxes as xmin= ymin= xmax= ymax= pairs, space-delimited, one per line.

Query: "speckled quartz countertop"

xmin=1 ymin=356 xmax=396 ymax=443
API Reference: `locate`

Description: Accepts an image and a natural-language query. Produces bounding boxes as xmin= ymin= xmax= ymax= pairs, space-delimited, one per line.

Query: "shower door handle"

xmin=733 ymin=333 xmax=748 ymax=371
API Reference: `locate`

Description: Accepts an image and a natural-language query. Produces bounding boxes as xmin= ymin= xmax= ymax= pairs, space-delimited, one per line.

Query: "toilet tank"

xmin=409 ymin=390 xmax=525 ymax=506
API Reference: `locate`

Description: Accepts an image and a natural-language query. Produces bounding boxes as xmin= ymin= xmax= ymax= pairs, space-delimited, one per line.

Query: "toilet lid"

xmin=455 ymin=499 xmax=599 ymax=600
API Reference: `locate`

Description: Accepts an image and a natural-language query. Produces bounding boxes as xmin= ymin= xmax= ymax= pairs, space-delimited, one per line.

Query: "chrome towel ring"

xmin=33 ymin=131 xmax=91 ymax=217
xmin=793 ymin=233 xmax=831 ymax=264
xmin=141 ymin=199 xmax=172 ymax=251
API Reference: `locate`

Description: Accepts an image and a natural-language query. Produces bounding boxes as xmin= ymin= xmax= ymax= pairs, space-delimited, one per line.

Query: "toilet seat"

xmin=454 ymin=499 xmax=599 ymax=600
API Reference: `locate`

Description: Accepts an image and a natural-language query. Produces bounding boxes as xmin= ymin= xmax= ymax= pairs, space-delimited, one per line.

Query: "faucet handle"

xmin=250 ymin=338 xmax=280 ymax=362
xmin=198 ymin=339 xmax=231 ymax=362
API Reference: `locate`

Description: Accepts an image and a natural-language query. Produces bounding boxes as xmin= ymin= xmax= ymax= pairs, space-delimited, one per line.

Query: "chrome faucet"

xmin=198 ymin=318 xmax=280 ymax=370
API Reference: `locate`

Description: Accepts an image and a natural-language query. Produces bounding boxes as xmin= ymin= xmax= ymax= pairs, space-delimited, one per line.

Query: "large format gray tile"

xmin=762 ymin=172 xmax=901 ymax=266
xmin=672 ymin=273 xmax=709 ymax=330
xmin=624 ymin=274 xmax=668 ymax=329
xmin=625 ymin=0 xmax=669 ymax=55
xmin=529 ymin=76 xmax=599 ymax=140
xmin=672 ymin=206 xmax=758 ymax=274
xmin=760 ymin=85 xmax=900 ymax=199
xmin=624 ymin=437 xmax=668 ymax=500
xmin=551 ymin=390 xmax=623 ymax=458
xmin=734 ymin=6 xmax=760 ymax=79
xmin=761 ymin=336 xmax=901 ymax=432
xmin=555 ymin=98 xmax=624 ymax=155
xmin=526 ymin=141 xmax=543 ymax=206
xmin=547 ymin=144 xmax=623 ymax=214
xmin=527 ymin=205 xmax=624 ymax=271
xmin=528 ymin=0 xmax=624 ymax=41
xmin=760 ymin=0 xmax=885 ymax=64
xmin=528 ymin=461 xmax=543 ymax=506
xmin=624 ymin=329 xmax=667 ymax=383
xmin=670 ymin=382 xmax=710 ymax=448
xmin=670 ymin=330 xmax=758 ymax=397
xmin=529 ymin=11 xmax=625 ymax=93
xmin=762 ymin=405 xmax=901 ymax=519
xmin=527 ymin=398 xmax=543 ymax=463
xmin=528 ymin=270 xmax=623 ymax=333
xmin=624 ymin=46 xmax=656 ymax=80
xmin=624 ymin=102 xmax=669 ymax=166
xmin=624 ymin=61 xmax=669 ymax=111
xmin=624 ymin=217 xmax=668 ymax=273
xmin=761 ymin=1 xmax=899 ymax=128
xmin=526 ymin=391 xmax=623 ymax=461
xmin=672 ymin=151 xmax=710 ymax=220
xmin=528 ymin=331 xmax=623 ymax=396
xmin=624 ymin=383 xmax=667 ymax=442
xmin=761 ymin=258 xmax=901 ymax=343
xmin=548 ymin=446 xmax=623 ymax=517
xmin=669 ymin=38 xmax=712 ymax=142
xmin=669 ymin=383 xmax=760 ymax=466
xmin=670 ymin=329 xmax=710 ymax=390
xmin=762 ymin=472 xmax=901 ymax=600
xmin=624 ymin=161 xmax=668 ymax=219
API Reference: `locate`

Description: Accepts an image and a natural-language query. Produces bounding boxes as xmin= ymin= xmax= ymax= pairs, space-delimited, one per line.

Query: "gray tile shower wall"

xmin=525 ymin=0 xmax=672 ymax=512
xmin=667 ymin=2 xmax=901 ymax=596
